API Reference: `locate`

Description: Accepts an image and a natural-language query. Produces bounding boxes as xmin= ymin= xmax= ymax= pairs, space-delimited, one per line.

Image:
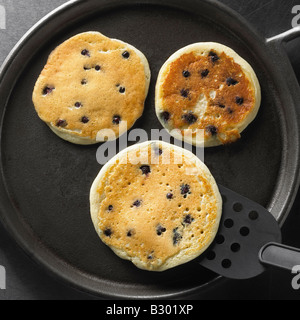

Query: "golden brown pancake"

xmin=155 ymin=42 xmax=261 ymax=147
xmin=33 ymin=32 xmax=151 ymax=144
xmin=90 ymin=141 xmax=222 ymax=271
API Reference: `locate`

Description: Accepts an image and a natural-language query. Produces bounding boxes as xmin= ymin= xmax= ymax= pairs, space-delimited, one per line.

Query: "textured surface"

xmin=155 ymin=43 xmax=260 ymax=146
xmin=90 ymin=141 xmax=222 ymax=271
xmin=0 ymin=0 xmax=299 ymax=300
xmin=33 ymin=31 xmax=150 ymax=144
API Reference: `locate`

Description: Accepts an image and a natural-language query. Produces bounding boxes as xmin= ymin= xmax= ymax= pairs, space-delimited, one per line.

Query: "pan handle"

xmin=259 ymin=242 xmax=300 ymax=272
xmin=267 ymin=26 xmax=300 ymax=44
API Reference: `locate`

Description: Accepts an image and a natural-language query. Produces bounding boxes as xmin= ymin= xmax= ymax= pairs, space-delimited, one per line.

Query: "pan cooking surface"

xmin=0 ymin=2 xmax=286 ymax=298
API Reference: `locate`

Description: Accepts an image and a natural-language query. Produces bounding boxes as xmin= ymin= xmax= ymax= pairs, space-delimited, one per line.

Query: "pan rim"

xmin=0 ymin=0 xmax=299 ymax=299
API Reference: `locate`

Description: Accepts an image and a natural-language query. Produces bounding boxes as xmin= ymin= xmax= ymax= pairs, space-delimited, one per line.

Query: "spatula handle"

xmin=259 ymin=242 xmax=300 ymax=271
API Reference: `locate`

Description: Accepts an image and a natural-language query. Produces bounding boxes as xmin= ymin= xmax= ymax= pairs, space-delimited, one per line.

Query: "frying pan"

xmin=0 ymin=0 xmax=299 ymax=299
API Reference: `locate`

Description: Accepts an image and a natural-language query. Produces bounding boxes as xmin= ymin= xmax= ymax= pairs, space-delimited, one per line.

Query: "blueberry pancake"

xmin=90 ymin=141 xmax=222 ymax=272
xmin=33 ymin=32 xmax=150 ymax=144
xmin=155 ymin=43 xmax=261 ymax=147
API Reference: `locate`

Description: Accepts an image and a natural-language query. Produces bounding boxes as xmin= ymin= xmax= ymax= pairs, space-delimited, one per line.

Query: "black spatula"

xmin=198 ymin=185 xmax=300 ymax=280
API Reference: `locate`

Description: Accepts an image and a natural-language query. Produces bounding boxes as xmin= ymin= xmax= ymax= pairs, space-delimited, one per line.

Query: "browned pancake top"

xmin=96 ymin=142 xmax=219 ymax=270
xmin=33 ymin=32 xmax=148 ymax=140
xmin=160 ymin=51 xmax=255 ymax=144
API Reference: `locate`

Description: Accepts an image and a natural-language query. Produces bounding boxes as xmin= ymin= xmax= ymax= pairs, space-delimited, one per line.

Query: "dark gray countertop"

xmin=0 ymin=0 xmax=300 ymax=300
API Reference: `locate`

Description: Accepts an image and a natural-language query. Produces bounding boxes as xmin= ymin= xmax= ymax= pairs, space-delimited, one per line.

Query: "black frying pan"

xmin=0 ymin=0 xmax=299 ymax=299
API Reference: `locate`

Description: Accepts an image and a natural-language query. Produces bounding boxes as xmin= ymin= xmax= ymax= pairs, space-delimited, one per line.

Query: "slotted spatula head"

xmin=198 ymin=185 xmax=282 ymax=279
